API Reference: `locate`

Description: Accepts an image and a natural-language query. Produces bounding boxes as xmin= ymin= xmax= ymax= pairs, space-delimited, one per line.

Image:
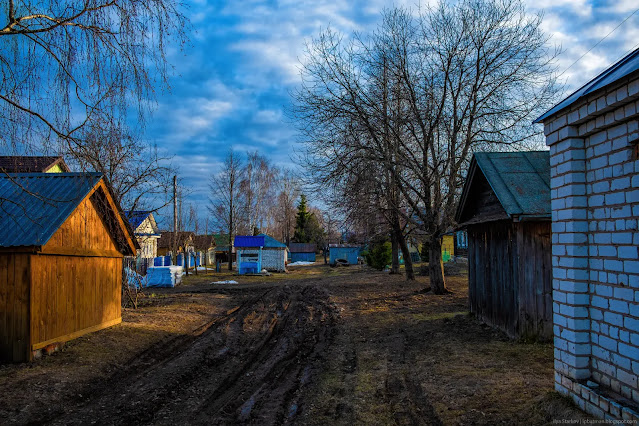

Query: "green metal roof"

xmin=0 ymin=173 xmax=102 ymax=247
xmin=457 ymin=151 xmax=550 ymax=223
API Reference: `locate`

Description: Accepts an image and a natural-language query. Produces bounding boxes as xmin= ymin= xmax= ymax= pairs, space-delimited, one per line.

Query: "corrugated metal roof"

xmin=0 ymin=173 xmax=102 ymax=247
xmin=535 ymin=47 xmax=639 ymax=123
xmin=234 ymin=234 xmax=287 ymax=248
xmin=125 ymin=211 xmax=151 ymax=229
xmin=259 ymin=234 xmax=287 ymax=248
xmin=234 ymin=235 xmax=265 ymax=247
xmin=473 ymin=151 xmax=550 ymax=217
xmin=289 ymin=243 xmax=316 ymax=253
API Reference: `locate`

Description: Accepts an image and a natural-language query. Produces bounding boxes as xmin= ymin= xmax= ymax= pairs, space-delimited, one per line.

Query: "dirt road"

xmin=0 ymin=265 xmax=586 ymax=425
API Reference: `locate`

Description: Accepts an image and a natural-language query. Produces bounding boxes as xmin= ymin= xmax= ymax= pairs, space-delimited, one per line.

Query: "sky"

xmin=145 ymin=0 xmax=639 ymax=227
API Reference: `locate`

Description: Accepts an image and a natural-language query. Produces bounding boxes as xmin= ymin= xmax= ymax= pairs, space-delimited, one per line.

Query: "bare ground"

xmin=0 ymin=263 xmax=587 ymax=425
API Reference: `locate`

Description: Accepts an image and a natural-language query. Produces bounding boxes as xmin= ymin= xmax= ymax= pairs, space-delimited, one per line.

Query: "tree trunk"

xmin=429 ymin=235 xmax=447 ymax=293
xmin=396 ymin=229 xmax=415 ymax=281
xmin=390 ymin=228 xmax=400 ymax=274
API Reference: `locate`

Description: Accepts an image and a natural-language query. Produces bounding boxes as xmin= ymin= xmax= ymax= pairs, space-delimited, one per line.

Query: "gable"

xmin=44 ymin=193 xmax=119 ymax=254
xmin=457 ymin=165 xmax=509 ymax=226
xmin=0 ymin=173 xmax=136 ymax=255
xmin=0 ymin=173 xmax=101 ymax=247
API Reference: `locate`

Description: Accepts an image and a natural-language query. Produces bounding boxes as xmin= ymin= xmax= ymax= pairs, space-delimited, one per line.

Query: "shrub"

xmin=366 ymin=241 xmax=392 ymax=270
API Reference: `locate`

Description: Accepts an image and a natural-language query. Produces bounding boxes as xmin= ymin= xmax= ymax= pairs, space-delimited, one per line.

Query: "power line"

xmin=559 ymin=6 xmax=639 ymax=77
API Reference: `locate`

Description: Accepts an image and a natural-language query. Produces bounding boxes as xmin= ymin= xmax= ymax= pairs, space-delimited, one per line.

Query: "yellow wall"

xmin=442 ymin=235 xmax=454 ymax=261
xmin=45 ymin=164 xmax=65 ymax=173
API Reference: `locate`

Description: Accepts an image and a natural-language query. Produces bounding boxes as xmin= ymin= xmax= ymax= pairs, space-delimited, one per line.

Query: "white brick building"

xmin=536 ymin=50 xmax=639 ymax=420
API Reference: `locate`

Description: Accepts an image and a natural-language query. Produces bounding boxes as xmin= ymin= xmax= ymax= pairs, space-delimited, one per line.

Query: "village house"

xmin=125 ymin=211 xmax=161 ymax=259
xmin=193 ymin=234 xmax=216 ymax=266
xmin=535 ymin=48 xmax=639 ymax=420
xmin=0 ymin=155 xmax=70 ymax=173
xmin=456 ymin=151 xmax=552 ymax=340
xmin=0 ymin=172 xmax=137 ymax=362
xmin=157 ymin=231 xmax=195 ymax=257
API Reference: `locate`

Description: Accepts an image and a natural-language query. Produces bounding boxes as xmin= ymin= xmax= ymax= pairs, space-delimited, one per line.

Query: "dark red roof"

xmin=0 ymin=156 xmax=69 ymax=173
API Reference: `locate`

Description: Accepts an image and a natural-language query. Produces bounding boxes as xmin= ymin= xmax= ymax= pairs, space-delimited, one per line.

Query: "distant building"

xmin=234 ymin=234 xmax=288 ymax=273
xmin=125 ymin=211 xmax=160 ymax=258
xmin=329 ymin=244 xmax=361 ymax=266
xmin=535 ymin=48 xmax=639 ymax=421
xmin=193 ymin=234 xmax=216 ymax=266
xmin=0 ymin=155 xmax=70 ymax=173
xmin=288 ymin=243 xmax=316 ymax=263
xmin=157 ymin=231 xmax=194 ymax=256
xmin=456 ymin=151 xmax=552 ymax=341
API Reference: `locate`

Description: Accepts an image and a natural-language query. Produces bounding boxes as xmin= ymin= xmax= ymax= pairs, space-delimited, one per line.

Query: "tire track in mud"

xmin=48 ymin=283 xmax=337 ymax=425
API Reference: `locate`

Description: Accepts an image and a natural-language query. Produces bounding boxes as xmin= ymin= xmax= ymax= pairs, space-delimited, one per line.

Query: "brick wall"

xmin=544 ymin=75 xmax=639 ymax=421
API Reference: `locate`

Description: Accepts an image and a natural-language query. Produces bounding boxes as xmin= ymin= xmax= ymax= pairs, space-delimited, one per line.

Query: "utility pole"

xmin=173 ymin=175 xmax=178 ymax=266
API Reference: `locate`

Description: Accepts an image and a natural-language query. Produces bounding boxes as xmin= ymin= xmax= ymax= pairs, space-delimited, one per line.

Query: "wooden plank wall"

xmin=468 ymin=220 xmax=552 ymax=341
xmin=30 ymin=255 xmax=121 ymax=350
xmin=468 ymin=221 xmax=519 ymax=339
xmin=516 ymin=222 xmax=553 ymax=340
xmin=0 ymin=253 xmax=31 ymax=362
xmin=29 ymin=194 xmax=122 ymax=351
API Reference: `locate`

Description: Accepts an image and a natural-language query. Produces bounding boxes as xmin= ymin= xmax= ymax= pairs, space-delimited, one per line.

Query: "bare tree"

xmin=294 ymin=1 xmax=558 ymax=293
xmin=240 ymin=151 xmax=278 ymax=235
xmin=209 ymin=150 xmax=244 ymax=270
xmin=65 ymin=123 xmax=175 ymax=212
xmin=0 ymin=0 xmax=187 ymax=155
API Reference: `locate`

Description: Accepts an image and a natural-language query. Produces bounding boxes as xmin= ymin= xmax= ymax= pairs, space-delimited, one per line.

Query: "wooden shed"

xmin=0 ymin=173 xmax=137 ymax=362
xmin=456 ymin=151 xmax=552 ymax=340
xmin=288 ymin=243 xmax=316 ymax=263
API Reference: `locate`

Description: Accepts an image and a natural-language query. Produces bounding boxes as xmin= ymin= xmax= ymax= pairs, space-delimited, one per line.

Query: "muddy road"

xmin=0 ymin=266 xmax=586 ymax=425
xmin=43 ymin=282 xmax=336 ymax=425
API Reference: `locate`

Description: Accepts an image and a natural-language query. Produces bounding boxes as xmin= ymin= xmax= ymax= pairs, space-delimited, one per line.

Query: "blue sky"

xmin=145 ymin=0 xmax=639 ymax=227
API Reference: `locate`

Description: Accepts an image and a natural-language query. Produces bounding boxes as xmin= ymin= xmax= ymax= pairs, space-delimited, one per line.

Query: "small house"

xmin=0 ymin=173 xmax=137 ymax=362
xmin=157 ymin=231 xmax=194 ymax=257
xmin=0 ymin=155 xmax=70 ymax=173
xmin=193 ymin=234 xmax=216 ymax=266
xmin=125 ymin=211 xmax=160 ymax=258
xmin=329 ymin=244 xmax=361 ymax=266
xmin=455 ymin=151 xmax=552 ymax=341
xmin=534 ymin=48 xmax=639 ymax=420
xmin=288 ymin=243 xmax=316 ymax=263
xmin=213 ymin=233 xmax=234 ymax=264
xmin=234 ymin=234 xmax=287 ymax=273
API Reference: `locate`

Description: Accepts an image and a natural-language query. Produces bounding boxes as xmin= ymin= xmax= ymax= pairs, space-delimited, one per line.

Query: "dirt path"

xmin=40 ymin=283 xmax=336 ymax=425
xmin=0 ymin=266 xmax=587 ymax=425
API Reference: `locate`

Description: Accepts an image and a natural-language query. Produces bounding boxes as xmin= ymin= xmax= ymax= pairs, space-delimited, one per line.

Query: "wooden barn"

xmin=0 ymin=173 xmax=137 ymax=362
xmin=455 ymin=151 xmax=552 ymax=340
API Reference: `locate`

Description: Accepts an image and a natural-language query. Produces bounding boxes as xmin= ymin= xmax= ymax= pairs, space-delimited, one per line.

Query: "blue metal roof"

xmin=258 ymin=234 xmax=287 ymax=248
xmin=234 ymin=235 xmax=265 ymax=247
xmin=0 ymin=173 xmax=102 ymax=247
xmin=535 ymin=47 xmax=639 ymax=123
xmin=125 ymin=211 xmax=152 ymax=229
xmin=234 ymin=234 xmax=287 ymax=248
xmin=472 ymin=151 xmax=550 ymax=217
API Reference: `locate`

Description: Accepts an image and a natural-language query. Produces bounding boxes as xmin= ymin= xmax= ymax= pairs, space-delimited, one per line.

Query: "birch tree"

xmin=209 ymin=150 xmax=244 ymax=271
xmin=0 ymin=0 xmax=187 ymax=153
xmin=294 ymin=0 xmax=558 ymax=293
